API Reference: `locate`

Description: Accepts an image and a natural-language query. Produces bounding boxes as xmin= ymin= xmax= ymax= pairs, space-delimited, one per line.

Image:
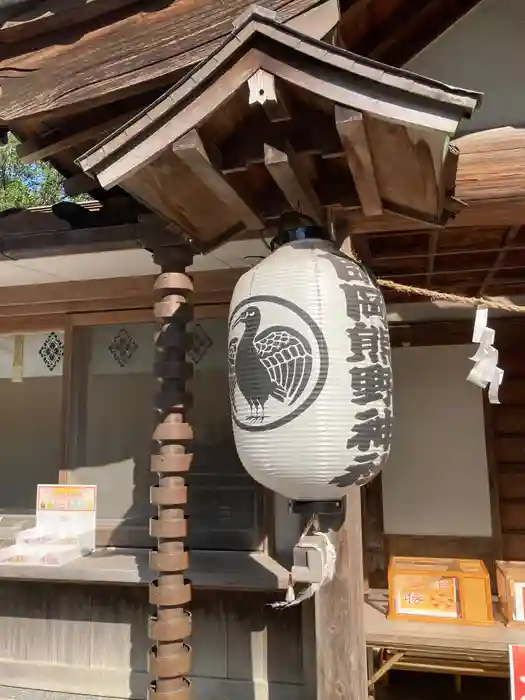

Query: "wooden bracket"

xmin=63 ymin=172 xmax=99 ymax=197
xmin=335 ymin=106 xmax=383 ymax=217
xmin=172 ymin=129 xmax=263 ymax=231
xmin=264 ymin=140 xmax=323 ymax=223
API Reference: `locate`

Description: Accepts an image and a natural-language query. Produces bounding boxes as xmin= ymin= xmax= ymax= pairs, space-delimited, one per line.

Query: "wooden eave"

xmin=75 ymin=7 xmax=480 ymax=252
xmin=79 ymin=12 xmax=480 ymax=178
xmin=347 ymin=127 xmax=525 ymax=233
xmin=0 ymin=0 xmax=332 ymax=122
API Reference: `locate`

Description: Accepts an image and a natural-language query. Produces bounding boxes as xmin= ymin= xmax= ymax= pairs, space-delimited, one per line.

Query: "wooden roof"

xmin=0 ymin=0 xmax=334 ymax=122
xmin=0 ymin=0 xmax=483 ymax=123
xmin=0 ymin=0 xmax=485 ymax=202
xmin=75 ymin=6 xmax=480 ymax=251
xmin=2 ymin=0 xmax=523 ymax=304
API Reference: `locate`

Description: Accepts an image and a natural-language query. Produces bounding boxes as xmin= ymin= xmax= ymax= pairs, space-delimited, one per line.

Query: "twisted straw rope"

xmin=340 ymin=245 xmax=525 ymax=313
xmin=376 ymin=278 xmax=525 ymax=313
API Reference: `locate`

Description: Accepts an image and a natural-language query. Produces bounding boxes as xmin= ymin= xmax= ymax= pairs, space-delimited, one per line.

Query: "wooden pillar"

xmin=315 ymin=489 xmax=368 ymax=700
xmin=148 ymin=243 xmax=193 ymax=700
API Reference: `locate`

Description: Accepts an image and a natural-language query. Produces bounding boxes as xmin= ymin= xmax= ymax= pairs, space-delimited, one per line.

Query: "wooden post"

xmin=315 ymin=487 xmax=368 ymax=700
xmin=148 ymin=243 xmax=193 ymax=700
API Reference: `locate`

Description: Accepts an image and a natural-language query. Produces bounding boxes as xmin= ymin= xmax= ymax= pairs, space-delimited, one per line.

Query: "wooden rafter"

xmin=172 ymin=129 xmax=263 ymax=232
xmin=335 ymin=106 xmax=382 ymax=217
xmin=480 ymin=226 xmax=523 ymax=294
xmin=348 ymin=0 xmax=484 ymax=67
xmin=425 ymin=231 xmax=439 ymax=286
xmin=264 ymin=140 xmax=322 ymax=223
xmin=372 ymin=243 xmax=525 ymax=263
xmin=390 ymin=264 xmax=525 ymax=281
xmin=17 ymin=110 xmax=138 ymax=164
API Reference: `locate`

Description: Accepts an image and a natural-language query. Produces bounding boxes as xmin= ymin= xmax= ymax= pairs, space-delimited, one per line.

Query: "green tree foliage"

xmin=0 ymin=133 xmax=78 ymax=210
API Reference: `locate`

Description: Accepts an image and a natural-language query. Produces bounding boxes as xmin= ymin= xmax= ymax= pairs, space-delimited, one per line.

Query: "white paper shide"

xmin=467 ymin=307 xmax=504 ymax=404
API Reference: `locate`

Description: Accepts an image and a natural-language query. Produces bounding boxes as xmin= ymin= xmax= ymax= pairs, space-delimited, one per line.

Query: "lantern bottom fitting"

xmin=289 ymin=499 xmax=345 ymax=517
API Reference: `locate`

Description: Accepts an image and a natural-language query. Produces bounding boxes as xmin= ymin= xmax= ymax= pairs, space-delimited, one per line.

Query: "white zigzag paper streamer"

xmin=467 ymin=307 xmax=504 ymax=404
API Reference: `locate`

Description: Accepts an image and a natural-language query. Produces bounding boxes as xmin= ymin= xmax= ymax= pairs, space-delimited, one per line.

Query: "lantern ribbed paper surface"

xmin=228 ymin=239 xmax=393 ymax=501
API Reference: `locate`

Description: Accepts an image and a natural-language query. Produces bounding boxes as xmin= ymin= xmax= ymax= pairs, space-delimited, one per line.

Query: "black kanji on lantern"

xmin=321 ymin=250 xmax=369 ymax=284
xmin=329 ymin=457 xmax=381 ymax=488
xmin=346 ymin=407 xmax=393 ymax=452
xmin=350 ymin=364 xmax=392 ymax=405
xmin=348 ymin=321 xmax=390 ymax=363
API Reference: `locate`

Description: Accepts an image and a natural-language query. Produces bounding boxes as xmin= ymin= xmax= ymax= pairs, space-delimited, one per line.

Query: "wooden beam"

xmin=264 ymin=141 xmax=323 ymax=223
xmin=0 ymin=268 xmax=246 ymax=318
xmin=365 ymin=0 xmax=483 ymax=67
xmin=172 ymin=129 xmax=264 ymax=232
xmin=17 ymin=111 xmax=138 ymax=164
xmin=425 ymin=231 xmax=439 ymax=286
xmin=335 ymin=106 xmax=383 ymax=218
xmin=480 ymin=225 xmax=523 ymax=295
xmin=315 ymin=488 xmax=368 ymax=700
xmin=247 ymin=69 xmax=291 ymax=122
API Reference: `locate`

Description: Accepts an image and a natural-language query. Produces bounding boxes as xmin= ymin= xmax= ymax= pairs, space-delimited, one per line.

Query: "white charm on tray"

xmin=467 ymin=307 xmax=504 ymax=404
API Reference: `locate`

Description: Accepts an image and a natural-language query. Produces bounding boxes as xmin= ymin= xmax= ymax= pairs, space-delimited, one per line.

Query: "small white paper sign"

xmin=36 ymin=484 xmax=97 ymax=550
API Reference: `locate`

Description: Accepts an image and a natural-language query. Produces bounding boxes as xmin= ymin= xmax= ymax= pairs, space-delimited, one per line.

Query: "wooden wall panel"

xmin=0 ymin=582 xmax=305 ymax=699
xmin=489 ymin=318 xmax=525 ymax=563
xmin=498 ymin=473 xmax=525 ymax=500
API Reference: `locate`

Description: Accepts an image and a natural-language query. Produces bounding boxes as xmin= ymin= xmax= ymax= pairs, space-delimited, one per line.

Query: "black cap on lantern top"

xmin=270 ymin=212 xmax=330 ymax=251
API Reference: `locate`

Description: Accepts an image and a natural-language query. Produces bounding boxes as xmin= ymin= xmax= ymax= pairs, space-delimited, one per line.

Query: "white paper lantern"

xmin=228 ymin=238 xmax=393 ymax=501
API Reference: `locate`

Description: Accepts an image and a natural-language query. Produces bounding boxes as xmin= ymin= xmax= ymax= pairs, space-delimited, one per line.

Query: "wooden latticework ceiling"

xmin=360 ymin=225 xmax=525 ymax=302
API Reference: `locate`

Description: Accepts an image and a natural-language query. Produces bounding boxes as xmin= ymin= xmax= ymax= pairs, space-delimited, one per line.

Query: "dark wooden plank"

xmin=315 ymin=487 xmax=367 ymax=700
xmin=495 ymin=436 xmax=525 ymax=464
xmin=501 ymin=503 xmax=525 ymax=532
xmin=499 ymin=380 xmax=525 ymax=407
xmin=494 ymin=406 xmax=525 ymax=435
xmin=483 ymin=396 xmax=503 ymax=564
xmin=499 ymin=473 xmax=525 ymax=500
xmin=503 ymin=534 xmax=525 ymax=561
xmin=362 ymin=476 xmax=387 ymax=589
xmin=335 ymin=106 xmax=382 ymax=217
